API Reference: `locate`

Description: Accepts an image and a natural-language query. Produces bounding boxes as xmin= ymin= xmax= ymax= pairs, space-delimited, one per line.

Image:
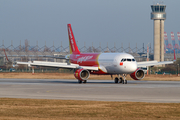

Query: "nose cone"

xmin=122 ymin=62 xmax=137 ymax=74
xmin=130 ymin=63 xmax=137 ymax=73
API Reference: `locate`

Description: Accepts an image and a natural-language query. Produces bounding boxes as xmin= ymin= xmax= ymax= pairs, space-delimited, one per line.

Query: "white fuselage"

xmin=98 ymin=53 xmax=137 ymax=74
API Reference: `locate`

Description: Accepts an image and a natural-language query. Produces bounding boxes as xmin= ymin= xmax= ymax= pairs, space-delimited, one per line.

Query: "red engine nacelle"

xmin=74 ymin=68 xmax=90 ymax=81
xmin=130 ymin=68 xmax=145 ymax=80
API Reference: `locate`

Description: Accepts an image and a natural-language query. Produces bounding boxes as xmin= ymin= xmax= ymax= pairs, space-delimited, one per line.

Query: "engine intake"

xmin=130 ymin=68 xmax=145 ymax=80
xmin=74 ymin=68 xmax=90 ymax=81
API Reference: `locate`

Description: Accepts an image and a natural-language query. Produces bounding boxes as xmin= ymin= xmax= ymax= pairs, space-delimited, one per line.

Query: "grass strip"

xmin=0 ymin=98 xmax=180 ymax=120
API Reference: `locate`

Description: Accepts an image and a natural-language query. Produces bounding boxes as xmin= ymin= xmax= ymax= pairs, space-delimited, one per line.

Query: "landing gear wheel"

xmin=114 ymin=77 xmax=119 ymax=83
xmin=78 ymin=80 xmax=82 ymax=84
xmin=122 ymin=80 xmax=124 ymax=84
xmin=83 ymin=80 xmax=87 ymax=83
xmin=125 ymin=80 xmax=127 ymax=84
xmin=120 ymin=77 xmax=123 ymax=83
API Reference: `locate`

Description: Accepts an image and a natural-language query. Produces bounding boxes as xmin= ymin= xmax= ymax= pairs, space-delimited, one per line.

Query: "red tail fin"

xmin=67 ymin=24 xmax=80 ymax=54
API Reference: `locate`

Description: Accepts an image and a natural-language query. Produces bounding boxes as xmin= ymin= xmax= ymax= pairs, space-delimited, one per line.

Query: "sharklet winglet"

xmin=3 ymin=49 xmax=9 ymax=61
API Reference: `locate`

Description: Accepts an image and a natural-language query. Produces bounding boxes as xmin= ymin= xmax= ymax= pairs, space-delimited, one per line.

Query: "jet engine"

xmin=130 ymin=68 xmax=145 ymax=80
xmin=74 ymin=68 xmax=90 ymax=81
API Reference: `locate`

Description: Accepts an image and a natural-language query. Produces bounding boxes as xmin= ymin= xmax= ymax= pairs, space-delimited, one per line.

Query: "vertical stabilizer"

xmin=67 ymin=24 xmax=80 ymax=54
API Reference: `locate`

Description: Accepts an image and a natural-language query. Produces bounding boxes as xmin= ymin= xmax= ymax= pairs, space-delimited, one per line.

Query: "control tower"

xmin=151 ymin=3 xmax=166 ymax=63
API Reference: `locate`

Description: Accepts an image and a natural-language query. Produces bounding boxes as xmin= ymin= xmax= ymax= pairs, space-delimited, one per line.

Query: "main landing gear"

xmin=78 ymin=80 xmax=87 ymax=84
xmin=114 ymin=74 xmax=127 ymax=84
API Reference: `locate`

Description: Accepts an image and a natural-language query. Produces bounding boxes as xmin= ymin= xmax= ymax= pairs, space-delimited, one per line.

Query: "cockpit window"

xmin=127 ymin=59 xmax=131 ymax=61
xmin=132 ymin=59 xmax=136 ymax=61
xmin=121 ymin=58 xmax=136 ymax=62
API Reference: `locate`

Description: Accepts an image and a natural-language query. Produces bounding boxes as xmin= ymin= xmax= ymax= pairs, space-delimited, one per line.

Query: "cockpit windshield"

xmin=127 ymin=59 xmax=131 ymax=61
xmin=121 ymin=58 xmax=136 ymax=62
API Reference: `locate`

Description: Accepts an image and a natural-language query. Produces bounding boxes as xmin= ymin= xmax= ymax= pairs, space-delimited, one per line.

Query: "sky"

xmin=0 ymin=0 xmax=180 ymax=49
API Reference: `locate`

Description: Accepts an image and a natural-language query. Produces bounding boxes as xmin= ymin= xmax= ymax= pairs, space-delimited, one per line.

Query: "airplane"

xmin=12 ymin=24 xmax=176 ymax=84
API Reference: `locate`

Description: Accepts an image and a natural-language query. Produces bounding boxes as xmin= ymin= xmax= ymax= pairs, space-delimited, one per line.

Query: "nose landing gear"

xmin=114 ymin=74 xmax=127 ymax=84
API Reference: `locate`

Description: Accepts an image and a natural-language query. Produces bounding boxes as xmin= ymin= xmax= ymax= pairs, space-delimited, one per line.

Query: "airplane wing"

xmin=138 ymin=49 xmax=176 ymax=67
xmin=137 ymin=60 xmax=174 ymax=67
xmin=16 ymin=61 xmax=99 ymax=71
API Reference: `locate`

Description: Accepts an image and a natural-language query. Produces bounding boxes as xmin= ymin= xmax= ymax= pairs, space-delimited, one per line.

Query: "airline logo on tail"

xmin=68 ymin=27 xmax=75 ymax=52
xmin=67 ymin=24 xmax=80 ymax=54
